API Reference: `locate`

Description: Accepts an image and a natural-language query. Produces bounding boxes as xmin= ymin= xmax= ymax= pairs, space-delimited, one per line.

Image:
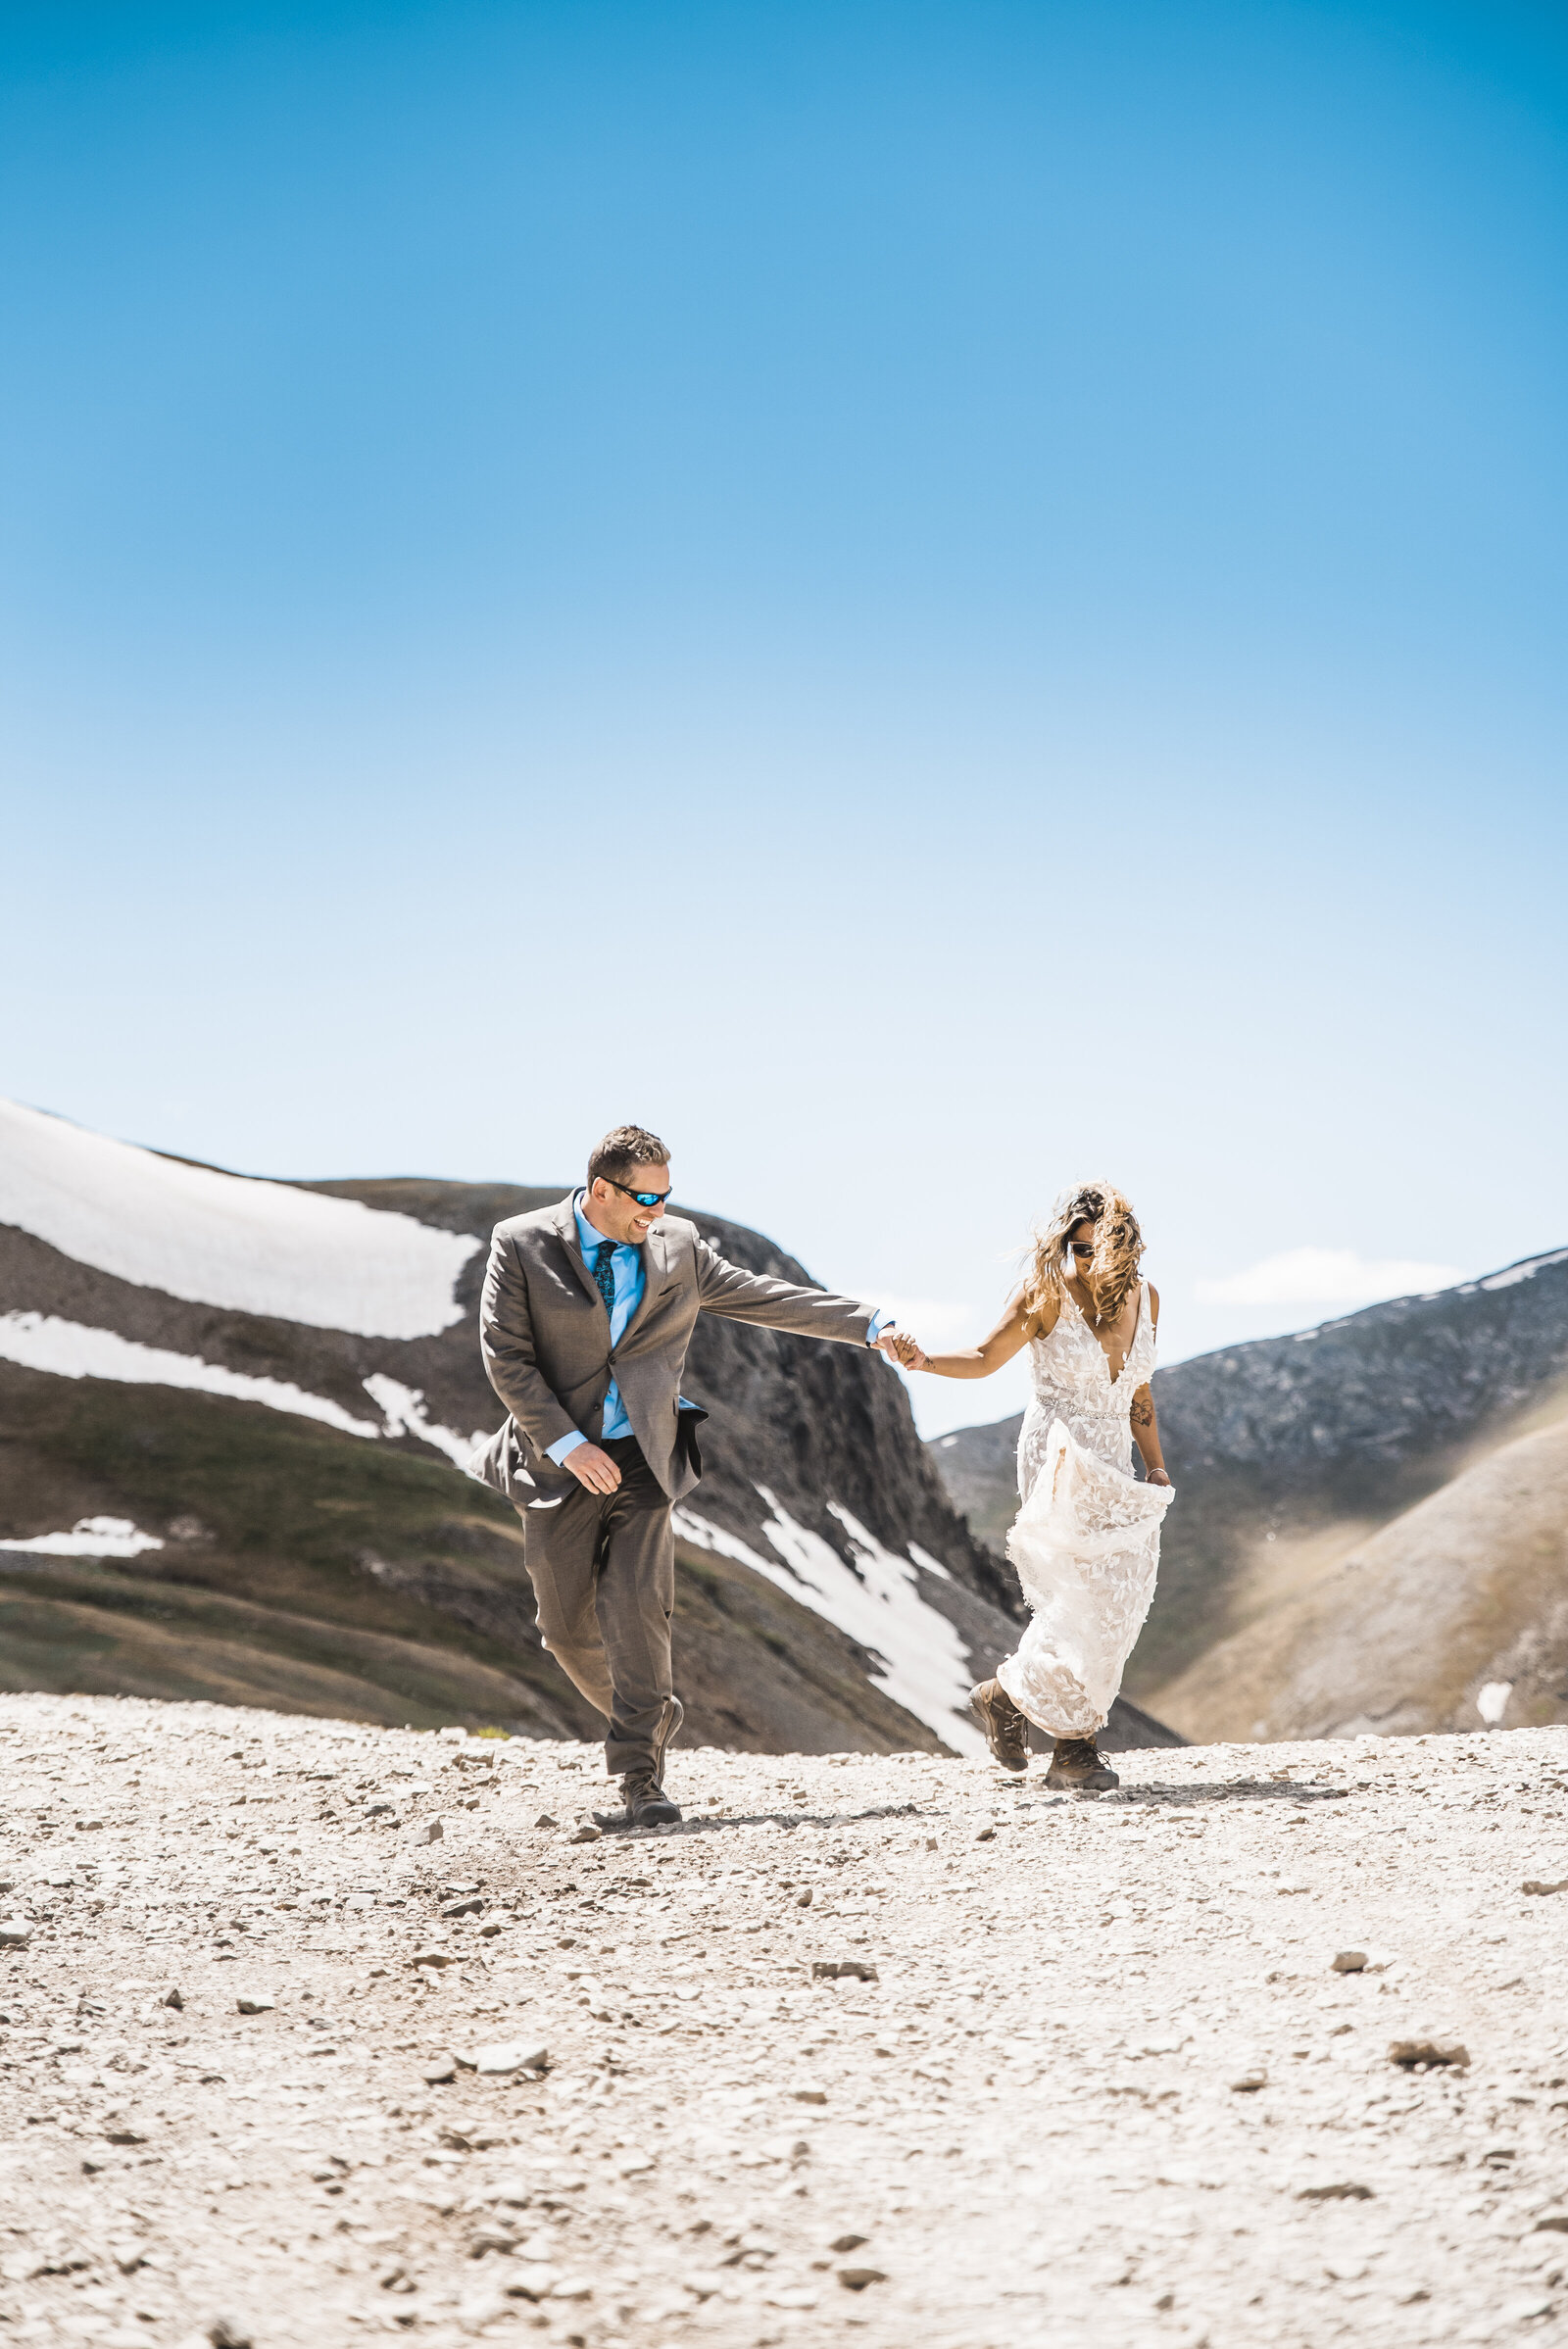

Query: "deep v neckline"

xmin=1064 ymin=1280 xmax=1143 ymax=1387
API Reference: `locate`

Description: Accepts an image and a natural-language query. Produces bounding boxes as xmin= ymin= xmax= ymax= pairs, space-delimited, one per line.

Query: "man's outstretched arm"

xmin=694 ymin=1237 xmax=893 ymax=1349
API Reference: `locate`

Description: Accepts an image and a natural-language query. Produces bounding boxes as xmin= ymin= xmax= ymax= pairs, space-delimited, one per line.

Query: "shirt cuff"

xmin=546 ymin=1431 xmax=587 ymax=1464
xmin=865 ymin=1309 xmax=896 ymax=1346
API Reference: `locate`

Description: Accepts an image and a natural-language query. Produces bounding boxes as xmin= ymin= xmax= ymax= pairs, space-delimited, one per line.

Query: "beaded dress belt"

xmin=1032 ymin=1396 xmax=1125 ymax=1420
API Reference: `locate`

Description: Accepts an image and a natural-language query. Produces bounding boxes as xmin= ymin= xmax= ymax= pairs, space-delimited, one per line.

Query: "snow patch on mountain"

xmin=899 ymin=1539 xmax=953 ymax=1584
xmin=671 ymin=1493 xmax=985 ymax=1756
xmin=0 ymin=1099 xmax=477 ymax=1337
xmin=1472 ymin=1248 xmax=1568 ymax=1294
xmin=0 ymin=1516 xmax=164 ymax=1559
xmin=362 ymin=1374 xmax=487 ymax=1468
xmin=0 ymin=1310 xmax=493 ymax=1469
xmin=0 ymin=1310 xmax=382 ymax=1439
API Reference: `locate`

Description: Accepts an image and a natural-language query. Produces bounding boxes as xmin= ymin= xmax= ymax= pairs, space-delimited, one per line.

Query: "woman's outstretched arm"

xmin=889 ymin=1290 xmax=1042 ymax=1379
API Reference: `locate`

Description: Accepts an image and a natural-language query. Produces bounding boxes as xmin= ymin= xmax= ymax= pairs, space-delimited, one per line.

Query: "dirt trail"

xmin=1 ymin=1695 xmax=1565 ymax=2348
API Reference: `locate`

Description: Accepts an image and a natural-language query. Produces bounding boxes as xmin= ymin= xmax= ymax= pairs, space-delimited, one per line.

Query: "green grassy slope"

xmin=0 ymin=1365 xmax=951 ymax=1752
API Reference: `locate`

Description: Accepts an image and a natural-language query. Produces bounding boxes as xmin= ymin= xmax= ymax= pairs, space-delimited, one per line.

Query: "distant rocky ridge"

xmin=0 ymin=1101 xmax=1177 ymax=1756
xmin=928 ymin=1250 xmax=1568 ymax=1740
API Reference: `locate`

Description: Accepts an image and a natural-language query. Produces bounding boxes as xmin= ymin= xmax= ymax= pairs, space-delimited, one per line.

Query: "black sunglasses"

xmin=605 ymin=1177 xmax=672 ymax=1208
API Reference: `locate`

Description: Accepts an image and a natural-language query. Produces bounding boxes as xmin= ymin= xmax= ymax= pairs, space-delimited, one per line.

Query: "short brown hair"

xmin=588 ymin=1125 xmax=670 ymax=1188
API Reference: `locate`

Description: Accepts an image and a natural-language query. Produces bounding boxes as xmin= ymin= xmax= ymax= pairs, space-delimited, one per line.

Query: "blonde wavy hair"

xmin=1022 ymin=1181 xmax=1146 ymax=1331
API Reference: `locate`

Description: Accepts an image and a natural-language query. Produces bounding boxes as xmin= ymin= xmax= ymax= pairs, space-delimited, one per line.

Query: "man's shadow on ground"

xmin=593 ymin=1799 xmax=924 ymax=1837
xmin=594 ymin=1782 xmax=1349 ymax=1835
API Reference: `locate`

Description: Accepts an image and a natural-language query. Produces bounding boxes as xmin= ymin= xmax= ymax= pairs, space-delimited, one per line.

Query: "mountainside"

xmin=928 ymin=1250 xmax=1568 ymax=1738
xmin=1153 ymin=1410 xmax=1568 ymax=1740
xmin=0 ymin=1101 xmax=1176 ymax=1757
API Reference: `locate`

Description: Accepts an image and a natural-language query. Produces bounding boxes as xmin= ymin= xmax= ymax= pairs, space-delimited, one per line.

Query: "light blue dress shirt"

xmin=547 ymin=1189 xmax=893 ymax=1466
xmin=546 ymin=1193 xmax=645 ymax=1462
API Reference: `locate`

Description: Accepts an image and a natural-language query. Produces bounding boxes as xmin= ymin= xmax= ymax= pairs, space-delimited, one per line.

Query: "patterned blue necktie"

xmin=593 ymin=1240 xmax=616 ymax=1320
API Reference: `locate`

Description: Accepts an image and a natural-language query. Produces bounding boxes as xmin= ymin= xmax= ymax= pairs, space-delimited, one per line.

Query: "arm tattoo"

xmin=1130 ymin=1398 xmax=1154 ymax=1429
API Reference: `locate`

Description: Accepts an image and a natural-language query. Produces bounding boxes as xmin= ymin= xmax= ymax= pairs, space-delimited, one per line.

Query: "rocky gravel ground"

xmin=1 ymin=1695 xmax=1566 ymax=2349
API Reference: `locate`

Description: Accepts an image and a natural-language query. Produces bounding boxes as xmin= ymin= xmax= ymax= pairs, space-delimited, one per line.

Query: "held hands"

xmin=562 ymin=1442 xmax=622 ymax=1494
xmin=877 ymin=1329 xmax=929 ymax=1372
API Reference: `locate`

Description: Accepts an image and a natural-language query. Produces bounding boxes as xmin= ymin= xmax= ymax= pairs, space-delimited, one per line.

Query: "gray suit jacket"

xmin=472 ymin=1196 xmax=876 ymax=1506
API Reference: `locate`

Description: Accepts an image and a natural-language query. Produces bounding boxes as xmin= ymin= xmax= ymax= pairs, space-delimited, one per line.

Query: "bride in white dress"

xmin=891 ymin=1183 xmax=1173 ymax=1789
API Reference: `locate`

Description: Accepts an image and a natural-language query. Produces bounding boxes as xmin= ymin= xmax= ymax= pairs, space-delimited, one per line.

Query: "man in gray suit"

xmin=474 ymin=1125 xmax=900 ymax=1826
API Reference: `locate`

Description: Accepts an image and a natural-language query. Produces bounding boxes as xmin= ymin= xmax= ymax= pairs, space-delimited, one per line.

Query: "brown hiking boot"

xmin=597 ymin=1697 xmax=686 ymax=1829
xmin=618 ymin=1770 xmax=682 ymax=1827
xmin=1046 ymin=1736 xmax=1119 ymax=1791
xmin=971 ymin=1679 xmax=1030 ymax=1773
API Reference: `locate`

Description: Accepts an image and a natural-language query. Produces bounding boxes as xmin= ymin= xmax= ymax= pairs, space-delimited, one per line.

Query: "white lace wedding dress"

xmin=996 ymin=1280 xmax=1174 ymax=1738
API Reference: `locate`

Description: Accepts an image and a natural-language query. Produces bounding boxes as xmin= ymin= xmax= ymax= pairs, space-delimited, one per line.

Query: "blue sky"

xmin=3 ymin=0 xmax=1565 ymax=1434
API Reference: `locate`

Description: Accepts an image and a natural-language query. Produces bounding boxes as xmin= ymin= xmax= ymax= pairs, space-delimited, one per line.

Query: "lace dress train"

xmin=995 ymin=1281 xmax=1174 ymax=1739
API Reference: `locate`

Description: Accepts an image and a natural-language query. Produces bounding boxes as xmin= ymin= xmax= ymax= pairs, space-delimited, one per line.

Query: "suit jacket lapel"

xmin=552 ymin=1192 xmax=606 ymax=1312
